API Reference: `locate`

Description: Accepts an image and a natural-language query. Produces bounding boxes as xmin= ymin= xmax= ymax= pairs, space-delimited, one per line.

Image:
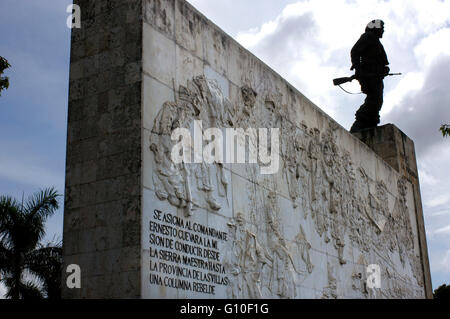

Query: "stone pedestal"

xmin=353 ymin=124 xmax=433 ymax=298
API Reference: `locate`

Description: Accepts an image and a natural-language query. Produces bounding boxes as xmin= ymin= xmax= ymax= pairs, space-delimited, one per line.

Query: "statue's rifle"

xmin=333 ymin=73 xmax=402 ymax=95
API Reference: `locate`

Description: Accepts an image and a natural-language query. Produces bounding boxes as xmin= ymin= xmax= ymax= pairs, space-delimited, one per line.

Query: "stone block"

xmin=175 ymin=45 xmax=204 ymax=90
xmin=142 ymin=73 xmax=174 ymax=131
xmin=144 ymin=0 xmax=175 ymax=39
xmin=175 ymin=0 xmax=203 ymax=59
xmin=143 ymin=22 xmax=176 ymax=87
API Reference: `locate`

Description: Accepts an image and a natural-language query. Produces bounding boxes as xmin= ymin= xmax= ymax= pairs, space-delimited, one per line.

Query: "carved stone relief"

xmin=148 ymin=75 xmax=424 ymax=298
xmin=149 ymin=76 xmax=233 ymax=216
xmin=351 ymin=254 xmax=369 ymax=297
xmin=224 ymin=212 xmax=271 ymax=299
xmin=322 ymin=263 xmax=338 ymax=299
xmin=292 ymin=224 xmax=314 ymax=275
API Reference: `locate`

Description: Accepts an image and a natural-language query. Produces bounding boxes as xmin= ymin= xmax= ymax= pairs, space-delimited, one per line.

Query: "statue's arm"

xmin=350 ymin=34 xmax=370 ymax=69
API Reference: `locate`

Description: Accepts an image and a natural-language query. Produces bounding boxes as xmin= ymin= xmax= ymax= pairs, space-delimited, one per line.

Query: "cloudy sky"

xmin=0 ymin=0 xmax=448 ymax=297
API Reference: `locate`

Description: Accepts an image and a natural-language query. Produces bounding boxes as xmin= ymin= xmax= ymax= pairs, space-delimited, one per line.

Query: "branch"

xmin=440 ymin=124 xmax=450 ymax=137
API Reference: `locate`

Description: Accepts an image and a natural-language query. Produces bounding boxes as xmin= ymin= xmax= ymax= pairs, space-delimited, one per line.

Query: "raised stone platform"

xmin=62 ymin=0 xmax=432 ymax=298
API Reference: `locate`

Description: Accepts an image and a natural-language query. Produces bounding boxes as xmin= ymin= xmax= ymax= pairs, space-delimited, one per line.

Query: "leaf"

xmin=440 ymin=124 xmax=450 ymax=137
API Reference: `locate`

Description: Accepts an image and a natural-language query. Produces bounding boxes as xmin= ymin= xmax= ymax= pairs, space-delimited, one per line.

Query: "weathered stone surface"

xmin=63 ymin=0 xmax=142 ymax=299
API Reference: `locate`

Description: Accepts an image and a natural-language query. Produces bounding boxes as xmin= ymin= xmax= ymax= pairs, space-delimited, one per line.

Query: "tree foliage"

xmin=433 ymin=284 xmax=450 ymax=299
xmin=0 ymin=187 xmax=61 ymax=299
xmin=0 ymin=56 xmax=11 ymax=96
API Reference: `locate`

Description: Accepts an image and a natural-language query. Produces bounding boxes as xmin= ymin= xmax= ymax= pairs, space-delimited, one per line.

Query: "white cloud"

xmin=435 ymin=250 xmax=450 ymax=274
xmin=415 ymin=28 xmax=450 ymax=69
xmin=418 ymin=168 xmax=438 ymax=186
xmin=383 ymin=56 xmax=450 ymax=156
xmin=431 ymin=210 xmax=450 ymax=217
xmin=434 ymin=225 xmax=450 ymax=235
xmin=418 ymin=145 xmax=450 ymax=224
xmin=0 ymin=155 xmax=64 ymax=190
xmin=428 ymin=195 xmax=450 ymax=209
xmin=382 ymin=71 xmax=424 ymax=115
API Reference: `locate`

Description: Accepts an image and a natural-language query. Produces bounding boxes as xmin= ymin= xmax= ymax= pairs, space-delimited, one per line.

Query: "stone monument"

xmin=63 ymin=0 xmax=432 ymax=298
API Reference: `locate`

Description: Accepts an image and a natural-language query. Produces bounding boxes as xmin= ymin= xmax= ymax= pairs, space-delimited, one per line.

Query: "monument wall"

xmin=63 ymin=0 xmax=432 ymax=298
xmin=64 ymin=0 xmax=143 ymax=298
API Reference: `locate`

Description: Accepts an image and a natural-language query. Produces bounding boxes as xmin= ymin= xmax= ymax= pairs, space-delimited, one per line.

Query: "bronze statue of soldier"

xmin=349 ymin=19 xmax=390 ymax=133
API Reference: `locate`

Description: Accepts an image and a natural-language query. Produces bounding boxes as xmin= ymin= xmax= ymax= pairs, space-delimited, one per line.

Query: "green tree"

xmin=0 ymin=187 xmax=61 ymax=299
xmin=440 ymin=124 xmax=450 ymax=137
xmin=25 ymin=242 xmax=62 ymax=299
xmin=0 ymin=56 xmax=11 ymax=96
xmin=433 ymin=284 xmax=450 ymax=299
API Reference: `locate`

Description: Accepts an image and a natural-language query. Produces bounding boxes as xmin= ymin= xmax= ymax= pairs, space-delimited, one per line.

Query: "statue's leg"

xmin=350 ymin=78 xmax=370 ymax=132
xmin=350 ymin=78 xmax=384 ymax=132
xmin=362 ymin=78 xmax=384 ymax=128
xmin=375 ymin=80 xmax=384 ymax=125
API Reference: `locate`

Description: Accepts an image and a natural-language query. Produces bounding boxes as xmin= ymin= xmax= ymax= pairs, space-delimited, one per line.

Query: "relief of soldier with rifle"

xmin=333 ymin=19 xmax=401 ymax=133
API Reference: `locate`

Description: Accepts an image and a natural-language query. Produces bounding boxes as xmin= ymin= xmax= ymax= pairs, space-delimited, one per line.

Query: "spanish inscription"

xmin=148 ymin=209 xmax=229 ymax=295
